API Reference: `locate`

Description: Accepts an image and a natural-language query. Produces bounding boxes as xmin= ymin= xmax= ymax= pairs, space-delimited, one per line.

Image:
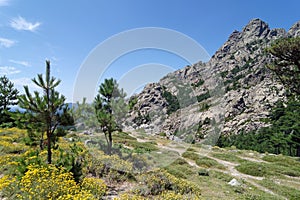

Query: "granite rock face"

xmin=124 ymin=19 xmax=300 ymax=143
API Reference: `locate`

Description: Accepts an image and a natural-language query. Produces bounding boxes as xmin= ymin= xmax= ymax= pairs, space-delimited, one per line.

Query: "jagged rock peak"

xmin=288 ymin=20 xmax=300 ymax=37
xmin=242 ymin=18 xmax=270 ymax=38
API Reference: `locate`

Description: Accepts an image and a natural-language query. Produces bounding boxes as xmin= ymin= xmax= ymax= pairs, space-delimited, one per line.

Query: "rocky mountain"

xmin=124 ymin=19 xmax=300 ymax=144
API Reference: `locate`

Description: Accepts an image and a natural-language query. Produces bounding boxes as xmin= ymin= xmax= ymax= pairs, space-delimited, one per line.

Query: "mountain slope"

xmin=124 ymin=19 xmax=300 ymax=143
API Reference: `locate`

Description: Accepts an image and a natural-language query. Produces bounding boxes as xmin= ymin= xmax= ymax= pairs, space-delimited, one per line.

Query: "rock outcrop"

xmin=124 ymin=19 xmax=300 ymax=143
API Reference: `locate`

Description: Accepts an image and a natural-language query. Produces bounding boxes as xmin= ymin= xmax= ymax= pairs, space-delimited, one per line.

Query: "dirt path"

xmin=159 ymin=142 xmax=285 ymax=198
xmin=127 ymin=131 xmax=288 ymax=199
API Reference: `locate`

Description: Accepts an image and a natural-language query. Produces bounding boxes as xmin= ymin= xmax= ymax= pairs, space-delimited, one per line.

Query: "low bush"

xmin=80 ymin=177 xmax=107 ymax=199
xmin=164 ymin=158 xmax=196 ymax=179
xmin=0 ymin=164 xmax=99 ymax=200
xmin=195 ymin=157 xmax=224 ymax=169
xmin=87 ymin=151 xmax=133 ymax=183
xmin=136 ymin=169 xmax=201 ymax=197
xmin=198 ymin=169 xmax=209 ymax=176
xmin=182 ymin=151 xmax=199 ymax=161
xmin=236 ymin=161 xmax=267 ymax=177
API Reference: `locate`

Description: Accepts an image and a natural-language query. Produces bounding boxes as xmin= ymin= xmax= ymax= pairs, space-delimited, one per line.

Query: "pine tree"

xmin=94 ymin=78 xmax=127 ymax=155
xmin=0 ymin=75 xmax=19 ymax=125
xmin=18 ymin=60 xmax=68 ymax=164
xmin=266 ymin=37 xmax=300 ymax=96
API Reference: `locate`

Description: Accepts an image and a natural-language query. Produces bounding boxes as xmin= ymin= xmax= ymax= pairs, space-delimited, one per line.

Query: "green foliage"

xmin=211 ymin=152 xmax=245 ymax=164
xmin=220 ymin=70 xmax=229 ymax=78
xmin=218 ymin=98 xmax=300 ymax=157
xmin=18 ymin=61 xmax=71 ymax=164
xmin=182 ymin=151 xmax=199 ymax=161
xmin=94 ymin=78 xmax=127 ymax=155
xmin=199 ymin=102 xmax=210 ymax=112
xmin=136 ymin=169 xmax=201 ymax=196
xmin=133 ymin=111 xmax=151 ymax=126
xmin=266 ymin=37 xmax=300 ymax=95
xmin=198 ymin=169 xmax=209 ymax=176
xmin=260 ymin=179 xmax=300 ymax=199
xmin=236 ymin=161 xmax=267 ymax=177
xmin=87 ymin=150 xmax=133 ymax=183
xmin=128 ymin=96 xmax=138 ymax=110
xmin=262 ymin=155 xmax=300 ymax=177
xmin=195 ymin=157 xmax=224 ymax=169
xmin=182 ymin=150 xmax=224 ymax=169
xmin=196 ymin=91 xmax=210 ymax=102
xmin=0 ymin=76 xmax=19 ymax=126
xmin=56 ymin=143 xmax=85 ymax=183
xmin=191 ymin=79 xmax=205 ymax=88
xmin=162 ymin=88 xmax=180 ymax=115
xmin=164 ymin=158 xmax=196 ymax=179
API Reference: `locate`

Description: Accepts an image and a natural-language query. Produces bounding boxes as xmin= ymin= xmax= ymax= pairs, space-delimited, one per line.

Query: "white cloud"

xmin=9 ymin=59 xmax=30 ymax=67
xmin=10 ymin=16 xmax=41 ymax=32
xmin=0 ymin=66 xmax=21 ymax=75
xmin=0 ymin=37 xmax=16 ymax=48
xmin=12 ymin=77 xmax=40 ymax=91
xmin=0 ymin=0 xmax=9 ymax=6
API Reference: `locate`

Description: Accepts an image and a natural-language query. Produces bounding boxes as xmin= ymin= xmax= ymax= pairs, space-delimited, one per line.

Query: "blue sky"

xmin=0 ymin=0 xmax=299 ymax=102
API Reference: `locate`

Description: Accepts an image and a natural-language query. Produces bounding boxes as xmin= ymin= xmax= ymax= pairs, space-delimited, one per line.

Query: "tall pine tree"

xmin=18 ymin=60 xmax=69 ymax=164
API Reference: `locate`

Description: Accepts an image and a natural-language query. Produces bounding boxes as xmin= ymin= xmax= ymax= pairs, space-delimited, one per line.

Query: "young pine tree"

xmin=94 ymin=78 xmax=127 ymax=155
xmin=18 ymin=60 xmax=69 ymax=164
xmin=0 ymin=75 xmax=19 ymax=125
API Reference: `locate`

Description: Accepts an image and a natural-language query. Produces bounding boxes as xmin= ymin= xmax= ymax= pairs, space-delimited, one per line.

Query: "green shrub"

xmin=136 ymin=169 xmax=201 ymax=196
xmin=196 ymin=91 xmax=210 ymax=102
xmin=182 ymin=151 xmax=199 ymax=161
xmin=260 ymin=179 xmax=300 ymax=199
xmin=198 ymin=169 xmax=209 ymax=176
xmin=191 ymin=79 xmax=205 ymax=88
xmin=164 ymin=158 xmax=196 ymax=179
xmin=80 ymin=177 xmax=107 ymax=198
xmin=129 ymin=96 xmax=138 ymax=110
xmin=162 ymin=89 xmax=180 ymax=114
xmin=211 ymin=152 xmax=245 ymax=163
xmin=195 ymin=157 xmax=224 ymax=169
xmin=236 ymin=161 xmax=267 ymax=177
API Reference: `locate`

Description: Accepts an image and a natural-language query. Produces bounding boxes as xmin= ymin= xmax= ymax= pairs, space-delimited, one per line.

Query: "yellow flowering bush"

xmin=136 ymin=169 xmax=201 ymax=197
xmin=0 ymin=154 xmax=16 ymax=167
xmin=0 ymin=128 xmax=27 ymax=142
xmin=80 ymin=177 xmax=107 ymax=198
xmin=114 ymin=193 xmax=146 ymax=200
xmin=0 ymin=140 xmax=28 ymax=154
xmin=0 ymin=175 xmax=16 ymax=192
xmin=155 ymin=191 xmax=184 ymax=200
xmin=56 ymin=192 xmax=95 ymax=200
xmin=17 ymin=165 xmax=96 ymax=199
xmin=88 ymin=150 xmax=133 ymax=182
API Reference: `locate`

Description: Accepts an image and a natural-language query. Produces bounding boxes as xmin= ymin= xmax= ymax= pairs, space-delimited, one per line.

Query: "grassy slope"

xmin=1 ymin=128 xmax=300 ymax=199
xmin=124 ymin=130 xmax=300 ymax=199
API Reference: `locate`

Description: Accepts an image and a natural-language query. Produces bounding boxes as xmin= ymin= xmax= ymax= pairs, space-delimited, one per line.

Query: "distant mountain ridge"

xmin=123 ymin=19 xmax=300 ymax=143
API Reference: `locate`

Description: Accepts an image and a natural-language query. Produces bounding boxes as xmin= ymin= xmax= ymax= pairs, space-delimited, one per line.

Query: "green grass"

xmin=113 ymin=132 xmax=137 ymax=141
xmin=236 ymin=161 xmax=267 ymax=177
xmin=211 ymin=152 xmax=246 ymax=163
xmin=259 ymin=179 xmax=300 ymax=199
xmin=164 ymin=158 xmax=197 ymax=179
xmin=209 ymin=170 xmax=234 ymax=182
xmin=262 ymin=154 xmax=300 ymax=167
xmin=182 ymin=151 xmax=199 ymax=160
xmin=196 ymin=156 xmax=225 ymax=169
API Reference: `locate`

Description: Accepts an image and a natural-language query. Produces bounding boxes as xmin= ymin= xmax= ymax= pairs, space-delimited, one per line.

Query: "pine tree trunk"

xmin=108 ymin=132 xmax=112 ymax=155
xmin=297 ymin=146 xmax=300 ymax=157
xmin=47 ymin=132 xmax=52 ymax=164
